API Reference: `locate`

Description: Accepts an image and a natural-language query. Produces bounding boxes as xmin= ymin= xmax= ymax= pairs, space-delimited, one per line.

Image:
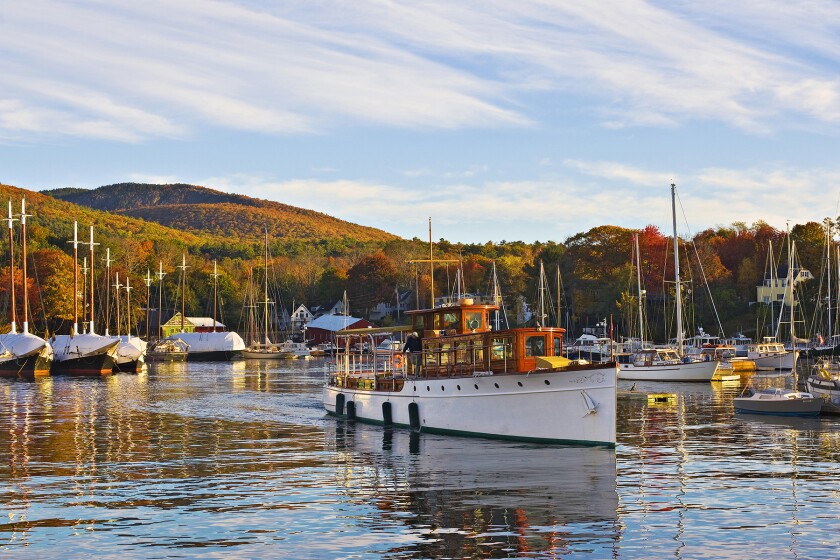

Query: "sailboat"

xmin=749 ymin=230 xmax=799 ymax=370
xmin=618 ymin=185 xmax=718 ymax=382
xmin=165 ymin=256 xmax=245 ymax=361
xmin=243 ymin=230 xmax=293 ymax=359
xmin=52 ymin=223 xmax=119 ymax=375
xmin=0 ymin=199 xmax=54 ymax=378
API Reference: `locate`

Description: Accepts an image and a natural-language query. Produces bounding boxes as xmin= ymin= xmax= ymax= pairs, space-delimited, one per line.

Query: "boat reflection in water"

xmin=326 ymin=422 xmax=619 ymax=557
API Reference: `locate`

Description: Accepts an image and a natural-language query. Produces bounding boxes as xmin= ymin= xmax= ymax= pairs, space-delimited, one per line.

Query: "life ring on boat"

xmin=393 ymin=353 xmax=404 ymax=368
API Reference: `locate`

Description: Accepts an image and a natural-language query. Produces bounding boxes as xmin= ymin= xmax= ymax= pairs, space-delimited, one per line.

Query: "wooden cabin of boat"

xmin=329 ymin=299 xmax=605 ymax=393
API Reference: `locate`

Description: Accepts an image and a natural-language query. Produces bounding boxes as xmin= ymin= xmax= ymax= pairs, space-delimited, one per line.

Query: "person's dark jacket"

xmin=403 ymin=335 xmax=422 ymax=353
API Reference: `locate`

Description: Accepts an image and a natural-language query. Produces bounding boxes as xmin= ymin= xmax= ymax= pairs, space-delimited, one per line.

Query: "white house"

xmin=291 ymin=304 xmax=313 ymax=335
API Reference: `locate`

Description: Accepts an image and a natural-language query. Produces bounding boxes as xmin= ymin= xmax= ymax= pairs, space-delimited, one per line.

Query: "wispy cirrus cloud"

xmin=1 ymin=0 xmax=839 ymax=143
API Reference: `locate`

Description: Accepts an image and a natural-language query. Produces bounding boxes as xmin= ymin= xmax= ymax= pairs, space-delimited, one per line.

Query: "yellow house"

xmin=161 ymin=313 xmax=226 ymax=337
xmin=756 ymin=264 xmax=812 ymax=307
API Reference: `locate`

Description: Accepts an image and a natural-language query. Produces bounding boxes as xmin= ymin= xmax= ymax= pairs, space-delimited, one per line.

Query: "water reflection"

xmin=4 ymin=359 xmax=840 ymax=557
xmin=328 ymin=422 xmax=619 ymax=558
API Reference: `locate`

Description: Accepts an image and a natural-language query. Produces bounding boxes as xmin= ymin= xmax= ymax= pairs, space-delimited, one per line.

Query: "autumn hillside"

xmin=44 ymin=183 xmax=399 ymax=244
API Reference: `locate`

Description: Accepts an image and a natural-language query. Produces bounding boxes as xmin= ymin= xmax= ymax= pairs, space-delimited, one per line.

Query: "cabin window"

xmin=472 ymin=340 xmax=485 ymax=365
xmin=491 ymin=336 xmax=514 ymax=360
xmin=554 ymin=336 xmax=563 ymax=356
xmin=442 ymin=311 xmax=460 ymax=331
xmin=465 ymin=311 xmax=482 ymax=331
xmin=455 ymin=341 xmax=469 ymax=363
xmin=424 ymin=342 xmax=439 ymax=366
xmin=525 ymin=336 xmax=546 ymax=357
xmin=439 ymin=343 xmax=452 ymax=365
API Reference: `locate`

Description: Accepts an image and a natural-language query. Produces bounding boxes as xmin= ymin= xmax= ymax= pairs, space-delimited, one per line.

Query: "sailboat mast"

xmin=20 ymin=198 xmax=30 ymax=334
xmin=788 ymin=229 xmax=795 ymax=345
xmin=671 ymin=183 xmax=683 ymax=355
xmin=104 ymin=247 xmax=112 ymax=336
xmin=264 ymin=230 xmax=269 ymax=346
xmin=635 ymin=233 xmax=644 ymax=345
xmin=556 ymin=265 xmax=561 ymax=329
xmin=114 ymin=272 xmax=122 ymax=337
xmin=156 ymin=261 xmax=166 ymax=339
xmin=7 ymin=201 xmax=17 ymax=334
xmin=429 ymin=217 xmax=434 ymax=308
xmin=88 ymin=226 xmax=97 ymax=334
xmin=144 ymin=269 xmax=152 ymax=340
xmin=71 ymin=221 xmax=79 ymax=334
xmin=213 ymin=260 xmax=218 ymax=333
xmin=827 ymin=220 xmax=832 ymax=342
xmin=538 ymin=261 xmax=546 ymax=327
xmin=125 ymin=276 xmax=132 ymax=338
xmin=179 ymin=254 xmax=187 ymax=333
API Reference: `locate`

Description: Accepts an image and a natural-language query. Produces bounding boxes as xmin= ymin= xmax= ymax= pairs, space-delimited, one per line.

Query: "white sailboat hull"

xmin=617 ymin=359 xmax=718 ymax=381
xmin=323 ymin=365 xmax=617 ymax=446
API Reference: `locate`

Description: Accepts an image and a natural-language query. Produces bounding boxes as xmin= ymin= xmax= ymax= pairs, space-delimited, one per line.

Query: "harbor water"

xmin=3 ymin=360 xmax=840 ymax=558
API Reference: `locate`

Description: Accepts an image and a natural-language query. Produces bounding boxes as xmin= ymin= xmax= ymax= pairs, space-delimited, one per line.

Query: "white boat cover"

xmin=108 ymin=335 xmax=148 ymax=362
xmin=52 ymin=333 xmax=119 ymax=362
xmin=167 ymin=331 xmax=245 ymax=353
xmin=0 ymin=332 xmax=53 ymax=360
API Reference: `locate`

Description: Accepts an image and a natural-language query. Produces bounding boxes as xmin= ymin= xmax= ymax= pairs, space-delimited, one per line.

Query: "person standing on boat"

xmin=403 ymin=331 xmax=422 ymax=377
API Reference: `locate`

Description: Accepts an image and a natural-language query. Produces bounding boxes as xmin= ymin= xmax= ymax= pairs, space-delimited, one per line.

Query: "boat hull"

xmin=113 ymin=358 xmax=144 ymax=373
xmin=806 ymin=376 xmax=840 ymax=400
xmin=0 ymin=352 xmax=52 ymax=378
xmin=323 ymin=365 xmax=617 ymax=447
xmin=52 ymin=353 xmax=116 ymax=376
xmin=751 ymin=351 xmax=797 ymax=370
xmin=243 ymin=349 xmax=295 ymax=360
xmin=617 ymin=359 xmax=718 ymax=382
xmin=145 ymin=351 xmax=188 ymax=362
xmin=734 ymin=397 xmax=822 ymax=416
xmin=186 ymin=350 xmax=243 ymax=362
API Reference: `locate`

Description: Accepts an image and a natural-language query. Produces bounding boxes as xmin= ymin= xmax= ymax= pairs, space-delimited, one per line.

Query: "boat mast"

xmin=125 ymin=276 xmax=132 ymax=338
xmin=7 ymin=201 xmax=17 ymax=334
xmin=635 ymin=232 xmax=644 ymax=345
xmin=788 ymin=228 xmax=795 ymax=346
xmin=156 ymin=261 xmax=166 ymax=339
xmin=104 ymin=247 xmax=112 ymax=336
xmin=143 ymin=269 xmax=152 ymax=340
xmin=429 ymin=218 xmax=434 ymax=307
xmin=538 ymin=261 xmax=545 ymax=327
xmin=70 ymin=221 xmax=79 ymax=335
xmin=88 ymin=226 xmax=98 ymax=334
xmin=556 ymin=265 xmax=561 ymax=329
xmin=114 ymin=272 xmax=123 ymax=337
xmin=263 ymin=230 xmax=269 ymax=345
xmin=212 ymin=260 xmax=219 ymax=333
xmin=178 ymin=254 xmax=188 ymax=333
xmin=826 ymin=219 xmax=832 ymax=342
xmin=671 ymin=183 xmax=683 ymax=355
xmin=20 ymin=198 xmax=30 ymax=334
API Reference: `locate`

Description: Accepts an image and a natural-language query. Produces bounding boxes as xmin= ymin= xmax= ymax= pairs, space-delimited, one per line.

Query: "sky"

xmin=1 ymin=0 xmax=839 ymax=243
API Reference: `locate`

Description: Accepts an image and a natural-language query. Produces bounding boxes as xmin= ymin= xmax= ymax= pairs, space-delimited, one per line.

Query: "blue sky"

xmin=1 ymin=1 xmax=839 ymax=243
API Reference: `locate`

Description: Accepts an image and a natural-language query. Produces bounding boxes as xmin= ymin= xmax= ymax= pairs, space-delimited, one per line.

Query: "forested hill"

xmin=44 ymin=183 xmax=399 ymax=244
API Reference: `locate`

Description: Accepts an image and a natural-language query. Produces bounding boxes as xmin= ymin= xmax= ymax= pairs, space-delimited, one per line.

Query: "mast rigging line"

xmin=674 ymin=188 xmax=726 ymax=339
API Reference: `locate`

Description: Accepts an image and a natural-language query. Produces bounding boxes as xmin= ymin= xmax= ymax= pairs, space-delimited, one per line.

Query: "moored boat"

xmin=145 ymin=337 xmax=189 ymax=362
xmin=747 ymin=338 xmax=797 ymax=370
xmin=734 ymin=387 xmax=822 ymax=417
xmin=617 ymin=348 xmax=718 ymax=382
xmin=323 ymin=298 xmax=617 ymax=447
